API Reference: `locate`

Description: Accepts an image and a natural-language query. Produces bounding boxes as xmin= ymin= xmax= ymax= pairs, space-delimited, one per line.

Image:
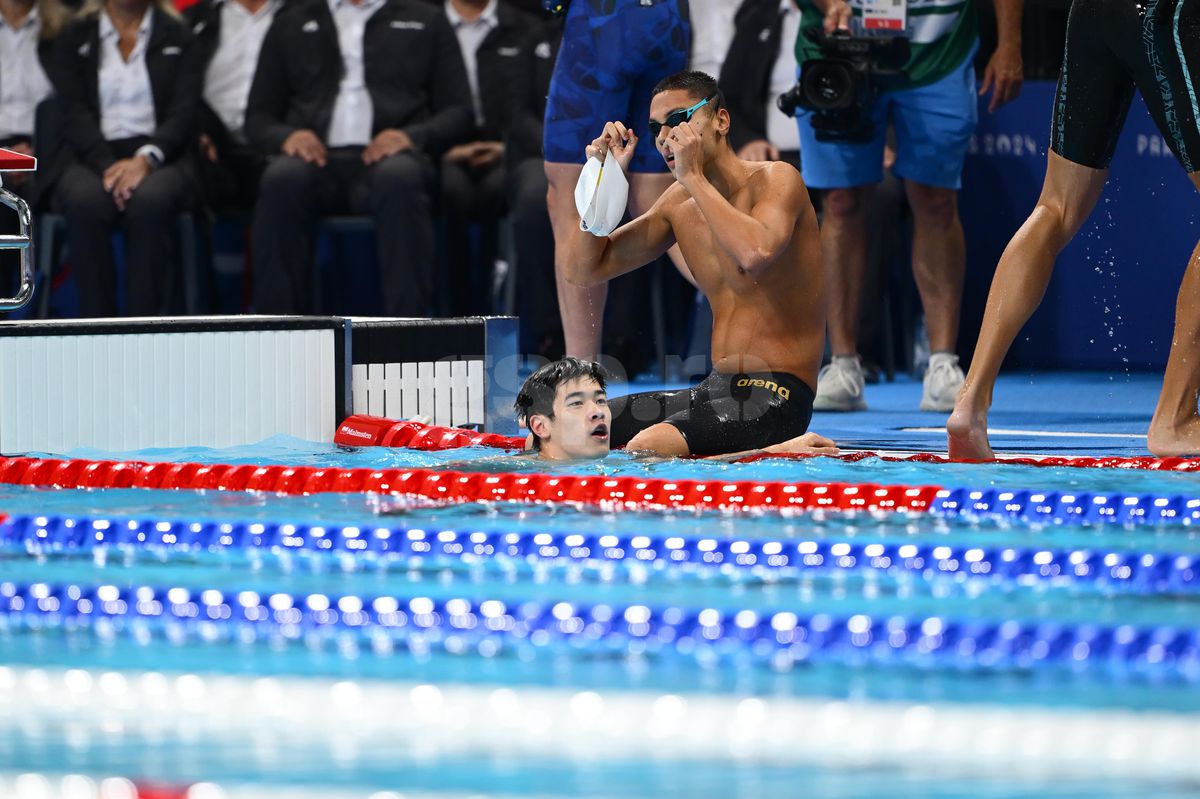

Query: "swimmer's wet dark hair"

xmin=652 ymin=70 xmax=725 ymax=112
xmin=515 ymin=357 xmax=610 ymax=451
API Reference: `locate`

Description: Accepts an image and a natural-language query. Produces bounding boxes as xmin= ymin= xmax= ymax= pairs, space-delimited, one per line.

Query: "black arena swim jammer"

xmin=607 ymin=370 xmax=816 ymax=457
xmin=1052 ymin=0 xmax=1200 ymax=171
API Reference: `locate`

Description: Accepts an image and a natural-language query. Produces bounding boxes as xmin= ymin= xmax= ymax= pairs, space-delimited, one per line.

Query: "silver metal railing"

xmin=0 ymin=183 xmax=33 ymax=311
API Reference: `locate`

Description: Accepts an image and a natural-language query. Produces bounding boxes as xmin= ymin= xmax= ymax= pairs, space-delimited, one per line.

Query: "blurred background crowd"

xmin=0 ymin=0 xmax=1094 ymax=385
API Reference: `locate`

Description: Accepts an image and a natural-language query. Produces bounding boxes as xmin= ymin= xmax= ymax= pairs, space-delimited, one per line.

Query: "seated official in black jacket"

xmin=50 ymin=0 xmax=202 ymax=317
xmin=184 ymin=0 xmax=281 ymax=207
xmin=439 ymin=0 xmax=540 ymax=316
xmin=245 ymin=0 xmax=472 ymax=316
xmin=718 ymin=0 xmax=801 ymax=168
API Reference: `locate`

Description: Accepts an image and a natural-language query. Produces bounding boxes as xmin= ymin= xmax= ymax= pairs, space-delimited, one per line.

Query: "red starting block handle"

xmin=0 ymin=149 xmax=36 ymax=171
xmin=0 ymin=147 xmax=37 ymax=311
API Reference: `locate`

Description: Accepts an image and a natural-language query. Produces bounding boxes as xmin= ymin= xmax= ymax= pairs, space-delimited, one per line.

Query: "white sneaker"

xmin=813 ymin=355 xmax=867 ymax=411
xmin=921 ymin=352 xmax=964 ymax=412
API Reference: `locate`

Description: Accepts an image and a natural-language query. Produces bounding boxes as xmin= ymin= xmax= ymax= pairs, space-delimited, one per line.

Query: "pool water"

xmin=2 ymin=438 xmax=1199 ymax=798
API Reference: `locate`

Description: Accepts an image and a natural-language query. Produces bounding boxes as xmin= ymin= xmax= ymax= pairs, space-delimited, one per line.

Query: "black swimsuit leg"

xmin=607 ymin=386 xmax=697 ymax=448
xmin=1052 ymin=0 xmax=1200 ymax=173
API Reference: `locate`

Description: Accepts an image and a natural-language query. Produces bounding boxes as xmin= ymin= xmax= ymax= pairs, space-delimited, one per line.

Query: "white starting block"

xmin=0 ymin=315 xmax=519 ymax=454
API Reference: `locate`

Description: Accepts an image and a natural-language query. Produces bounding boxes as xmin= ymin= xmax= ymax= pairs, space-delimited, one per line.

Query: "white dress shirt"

xmin=202 ymin=0 xmax=280 ymax=142
xmin=98 ymin=8 xmax=157 ymax=141
xmin=326 ymin=0 xmax=386 ymax=147
xmin=0 ymin=7 xmax=53 ymax=139
xmin=687 ymin=0 xmax=736 ymax=80
xmin=766 ymin=0 xmax=801 ymax=153
xmin=444 ymin=0 xmax=497 ymax=128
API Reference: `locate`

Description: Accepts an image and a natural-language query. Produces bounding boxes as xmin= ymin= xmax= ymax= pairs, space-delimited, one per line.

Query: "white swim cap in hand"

xmin=575 ymin=150 xmax=629 ymax=237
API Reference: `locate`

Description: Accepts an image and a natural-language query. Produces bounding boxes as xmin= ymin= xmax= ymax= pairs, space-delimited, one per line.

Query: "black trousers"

xmin=199 ymin=143 xmax=266 ymax=209
xmin=53 ymin=139 xmax=194 ymax=317
xmin=440 ymin=156 xmax=505 ymax=316
xmin=507 ymin=156 xmax=559 ymax=356
xmin=252 ymin=148 xmax=435 ymax=316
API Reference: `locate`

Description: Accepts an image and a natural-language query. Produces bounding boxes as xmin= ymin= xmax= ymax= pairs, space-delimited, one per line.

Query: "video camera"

xmin=777 ymin=29 xmax=910 ymax=143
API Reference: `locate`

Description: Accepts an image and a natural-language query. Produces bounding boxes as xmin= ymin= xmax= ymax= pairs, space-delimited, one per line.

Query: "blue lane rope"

xmin=4 ymin=514 xmax=1199 ymax=594
xmin=932 ymin=488 xmax=1200 ymax=526
xmin=1 ymin=580 xmax=1197 ymax=681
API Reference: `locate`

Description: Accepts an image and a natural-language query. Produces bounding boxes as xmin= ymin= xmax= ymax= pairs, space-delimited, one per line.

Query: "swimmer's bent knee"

xmin=626 ymin=424 xmax=690 ymax=457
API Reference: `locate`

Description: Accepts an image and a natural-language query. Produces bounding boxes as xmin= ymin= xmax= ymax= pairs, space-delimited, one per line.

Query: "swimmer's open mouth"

xmin=591 ymin=423 xmax=609 ymax=441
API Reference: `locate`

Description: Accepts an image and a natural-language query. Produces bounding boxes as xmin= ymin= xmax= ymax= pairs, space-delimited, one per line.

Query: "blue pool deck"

xmin=616 ymin=371 xmax=1162 ymax=458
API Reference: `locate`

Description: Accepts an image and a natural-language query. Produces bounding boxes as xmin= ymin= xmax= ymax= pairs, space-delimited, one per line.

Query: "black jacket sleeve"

xmin=475 ymin=8 xmax=555 ymax=157
xmin=245 ymin=14 xmax=299 ymax=155
xmin=184 ymin=0 xmax=236 ymax=153
xmin=719 ymin=0 xmax=782 ymax=154
xmin=497 ymin=15 xmax=558 ymax=162
xmin=196 ymin=97 xmax=234 ymax=153
xmin=51 ymin=20 xmax=114 ymax=172
xmin=29 ymin=39 xmax=65 ymax=209
xmin=509 ymin=19 xmax=557 ymax=161
xmin=401 ymin=11 xmax=472 ymax=155
xmin=145 ymin=17 xmax=204 ymax=163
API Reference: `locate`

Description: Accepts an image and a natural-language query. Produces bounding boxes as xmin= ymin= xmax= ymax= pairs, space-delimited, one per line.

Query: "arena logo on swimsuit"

xmin=737 ymin=378 xmax=790 ymax=400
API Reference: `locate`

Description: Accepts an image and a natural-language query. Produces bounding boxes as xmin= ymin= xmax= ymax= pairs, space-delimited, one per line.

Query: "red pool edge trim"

xmin=727 ymin=450 xmax=1200 ymax=471
xmin=336 ymin=415 xmax=527 ymax=451
xmin=335 ymin=415 xmax=1200 ymax=473
xmin=130 ymin=784 xmax=190 ymax=799
xmin=0 ymin=455 xmax=943 ymax=513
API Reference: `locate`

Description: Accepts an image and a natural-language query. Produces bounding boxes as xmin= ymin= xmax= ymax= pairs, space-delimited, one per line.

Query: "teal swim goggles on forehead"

xmin=649 ymin=95 xmax=716 ymax=137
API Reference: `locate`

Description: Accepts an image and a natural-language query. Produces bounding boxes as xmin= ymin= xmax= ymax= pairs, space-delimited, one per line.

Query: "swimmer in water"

xmin=563 ymin=71 xmax=828 ymax=458
xmin=947 ymin=0 xmax=1200 ymax=459
xmin=514 ymin=357 xmax=836 ymax=462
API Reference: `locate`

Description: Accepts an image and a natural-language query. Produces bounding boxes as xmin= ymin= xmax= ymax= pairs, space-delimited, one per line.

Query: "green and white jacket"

xmin=795 ymin=0 xmax=979 ymax=92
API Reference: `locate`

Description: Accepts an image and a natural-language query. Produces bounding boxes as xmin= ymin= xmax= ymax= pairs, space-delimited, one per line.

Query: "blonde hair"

xmin=77 ymin=0 xmax=180 ymax=22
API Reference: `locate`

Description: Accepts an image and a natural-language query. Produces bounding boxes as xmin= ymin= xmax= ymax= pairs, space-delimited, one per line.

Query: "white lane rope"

xmin=0 ymin=775 xmax=580 ymax=799
xmin=0 ymin=667 xmax=1197 ymax=783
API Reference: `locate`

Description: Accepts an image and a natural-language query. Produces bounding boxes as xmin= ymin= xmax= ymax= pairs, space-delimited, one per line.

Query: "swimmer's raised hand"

xmin=586 ymin=121 xmax=637 ymax=172
xmin=664 ymin=121 xmax=703 ymax=186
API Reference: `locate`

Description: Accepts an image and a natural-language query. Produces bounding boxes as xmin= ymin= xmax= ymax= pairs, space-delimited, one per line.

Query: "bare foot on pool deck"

xmin=1147 ymin=416 xmax=1200 ymax=458
xmin=946 ymin=406 xmax=994 ymax=461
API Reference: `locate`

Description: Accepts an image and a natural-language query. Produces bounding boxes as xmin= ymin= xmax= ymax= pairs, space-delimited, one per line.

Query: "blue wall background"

xmin=958 ymin=81 xmax=1198 ymax=371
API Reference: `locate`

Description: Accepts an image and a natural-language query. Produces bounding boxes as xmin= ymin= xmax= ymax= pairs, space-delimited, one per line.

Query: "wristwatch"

xmin=136 ymin=144 xmax=164 ymax=169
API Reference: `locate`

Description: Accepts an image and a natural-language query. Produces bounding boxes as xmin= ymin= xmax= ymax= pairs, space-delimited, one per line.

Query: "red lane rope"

xmin=0 ymin=455 xmax=941 ymax=513
xmin=335 ymin=415 xmax=1198 ymax=472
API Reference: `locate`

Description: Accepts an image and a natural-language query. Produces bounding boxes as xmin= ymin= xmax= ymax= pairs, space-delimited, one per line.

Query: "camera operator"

xmin=794 ymin=0 xmax=1022 ymax=413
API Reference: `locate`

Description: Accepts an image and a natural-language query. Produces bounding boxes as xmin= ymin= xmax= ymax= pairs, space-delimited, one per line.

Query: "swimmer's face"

xmin=650 ymin=89 xmax=728 ymax=173
xmin=528 ymin=376 xmax=611 ymax=460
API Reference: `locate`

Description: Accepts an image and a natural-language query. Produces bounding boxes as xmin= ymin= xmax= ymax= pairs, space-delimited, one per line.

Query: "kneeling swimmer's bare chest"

xmin=676 ymin=194 xmax=759 ymax=286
